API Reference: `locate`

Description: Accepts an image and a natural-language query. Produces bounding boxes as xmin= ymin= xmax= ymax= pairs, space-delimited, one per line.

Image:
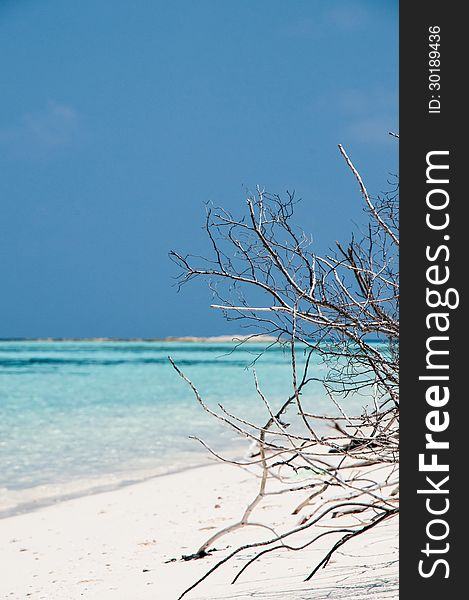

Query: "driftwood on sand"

xmin=170 ymin=143 xmax=399 ymax=599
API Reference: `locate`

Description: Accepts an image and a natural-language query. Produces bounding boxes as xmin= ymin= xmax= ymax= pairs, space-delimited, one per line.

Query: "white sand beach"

xmin=0 ymin=462 xmax=398 ymax=600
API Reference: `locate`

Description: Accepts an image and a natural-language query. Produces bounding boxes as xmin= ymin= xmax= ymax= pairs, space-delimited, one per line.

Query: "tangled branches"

xmin=169 ymin=144 xmax=399 ymax=598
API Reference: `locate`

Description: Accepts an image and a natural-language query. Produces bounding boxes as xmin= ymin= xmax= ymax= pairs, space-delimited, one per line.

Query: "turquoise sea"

xmin=0 ymin=341 xmax=371 ymax=512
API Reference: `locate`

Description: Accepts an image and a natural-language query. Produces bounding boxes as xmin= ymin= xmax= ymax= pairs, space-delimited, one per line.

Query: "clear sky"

xmin=0 ymin=0 xmax=398 ymax=338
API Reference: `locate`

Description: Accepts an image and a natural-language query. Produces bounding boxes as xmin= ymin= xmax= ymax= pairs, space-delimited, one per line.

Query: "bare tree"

xmin=169 ymin=143 xmax=399 ymax=599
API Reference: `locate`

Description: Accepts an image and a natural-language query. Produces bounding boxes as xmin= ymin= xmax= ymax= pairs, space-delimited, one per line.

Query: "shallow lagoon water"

xmin=0 ymin=340 xmax=371 ymax=496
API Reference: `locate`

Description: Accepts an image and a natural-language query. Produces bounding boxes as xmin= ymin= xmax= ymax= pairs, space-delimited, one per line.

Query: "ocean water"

xmin=0 ymin=340 xmax=371 ymax=510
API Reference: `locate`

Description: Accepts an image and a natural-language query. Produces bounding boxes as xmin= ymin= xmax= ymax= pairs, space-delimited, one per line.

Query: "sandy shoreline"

xmin=0 ymin=461 xmax=398 ymax=599
xmin=0 ymin=458 xmax=214 ymax=520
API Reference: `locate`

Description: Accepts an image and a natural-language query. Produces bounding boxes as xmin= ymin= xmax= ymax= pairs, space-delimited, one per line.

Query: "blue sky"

xmin=0 ymin=0 xmax=398 ymax=338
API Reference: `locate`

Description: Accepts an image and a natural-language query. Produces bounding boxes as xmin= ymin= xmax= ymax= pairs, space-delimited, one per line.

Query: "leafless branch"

xmin=169 ymin=144 xmax=399 ymax=597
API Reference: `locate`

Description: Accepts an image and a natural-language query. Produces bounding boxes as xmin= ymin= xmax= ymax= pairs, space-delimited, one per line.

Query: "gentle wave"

xmin=0 ymin=357 xmax=258 ymax=367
